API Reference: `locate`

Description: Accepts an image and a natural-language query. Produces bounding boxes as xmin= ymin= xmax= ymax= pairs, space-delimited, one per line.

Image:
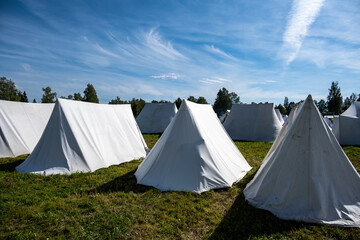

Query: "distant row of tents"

xmin=0 ymin=97 xmax=359 ymax=227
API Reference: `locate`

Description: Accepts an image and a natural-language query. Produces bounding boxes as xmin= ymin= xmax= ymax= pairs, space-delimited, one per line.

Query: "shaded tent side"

xmin=136 ymin=103 xmax=178 ymax=133
xmin=223 ymin=103 xmax=283 ymax=142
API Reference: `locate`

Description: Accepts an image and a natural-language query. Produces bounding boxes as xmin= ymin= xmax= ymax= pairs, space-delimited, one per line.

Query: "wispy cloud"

xmin=151 ymin=73 xmax=181 ymax=80
xmin=200 ymin=77 xmax=232 ymax=85
xmin=281 ymin=0 xmax=325 ymax=65
xmin=21 ymin=63 xmax=33 ymax=72
xmin=204 ymin=45 xmax=236 ymax=60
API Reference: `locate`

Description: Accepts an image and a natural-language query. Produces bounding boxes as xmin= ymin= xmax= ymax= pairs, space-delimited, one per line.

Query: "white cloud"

xmin=200 ymin=77 xmax=232 ymax=85
xmin=151 ymin=73 xmax=181 ymax=80
xmin=21 ymin=63 xmax=33 ymax=72
xmin=143 ymin=28 xmax=188 ymax=61
xmin=204 ymin=45 xmax=236 ymax=60
xmin=281 ymin=0 xmax=325 ymax=65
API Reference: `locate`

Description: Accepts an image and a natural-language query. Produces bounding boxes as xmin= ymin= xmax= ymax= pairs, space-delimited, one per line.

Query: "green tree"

xmin=130 ymin=98 xmax=146 ymax=117
xmin=109 ymin=96 xmax=125 ymax=104
xmin=73 ymin=92 xmax=82 ymax=101
xmin=41 ymin=86 xmax=57 ymax=103
xmin=316 ymin=99 xmax=327 ymax=115
xmin=196 ymin=96 xmax=208 ymax=104
xmin=213 ymin=88 xmax=240 ymax=116
xmin=33 ymin=99 xmax=37 ymax=103
xmin=0 ymin=77 xmax=22 ymax=101
xmin=187 ymin=96 xmax=197 ymax=103
xmin=327 ymin=81 xmax=342 ymax=115
xmin=83 ymin=84 xmax=99 ymax=103
xmin=20 ymin=91 xmax=28 ymax=102
xmin=174 ymin=98 xmax=182 ymax=108
xmin=275 ymin=104 xmax=286 ymax=115
xmin=229 ymin=92 xmax=240 ymax=104
xmin=151 ymin=100 xmax=170 ymax=103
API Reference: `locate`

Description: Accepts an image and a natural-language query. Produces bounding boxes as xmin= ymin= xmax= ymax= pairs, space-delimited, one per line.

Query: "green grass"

xmin=0 ymin=135 xmax=359 ymax=239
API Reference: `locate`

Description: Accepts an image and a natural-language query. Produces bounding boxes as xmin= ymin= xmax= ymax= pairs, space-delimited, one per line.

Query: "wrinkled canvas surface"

xmin=0 ymin=100 xmax=54 ymax=157
xmin=244 ymin=95 xmax=360 ymax=227
xmin=135 ymin=100 xmax=252 ymax=193
xmin=16 ymin=99 xmax=147 ymax=175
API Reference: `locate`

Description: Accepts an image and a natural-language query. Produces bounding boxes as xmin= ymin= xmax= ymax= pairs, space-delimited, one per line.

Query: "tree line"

xmin=1 ymin=77 xmax=359 ymax=118
xmin=275 ymin=82 xmax=360 ymax=116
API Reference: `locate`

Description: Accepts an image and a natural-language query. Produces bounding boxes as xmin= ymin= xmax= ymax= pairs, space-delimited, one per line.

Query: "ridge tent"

xmin=244 ymin=95 xmax=360 ymax=227
xmin=223 ymin=103 xmax=283 ymax=142
xmin=0 ymin=100 xmax=54 ymax=158
xmin=16 ymin=99 xmax=148 ymax=175
xmin=135 ymin=100 xmax=252 ymax=193
xmin=333 ymin=102 xmax=360 ymax=146
xmin=136 ymin=103 xmax=178 ymax=133
xmin=275 ymin=108 xmax=284 ymax=125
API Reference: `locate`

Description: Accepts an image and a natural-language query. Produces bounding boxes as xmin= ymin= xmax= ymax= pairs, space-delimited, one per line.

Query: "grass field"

xmin=1 ymin=134 xmax=360 ymax=239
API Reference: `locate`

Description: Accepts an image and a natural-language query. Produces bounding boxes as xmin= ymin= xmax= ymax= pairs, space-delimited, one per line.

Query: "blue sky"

xmin=0 ymin=0 xmax=359 ymax=104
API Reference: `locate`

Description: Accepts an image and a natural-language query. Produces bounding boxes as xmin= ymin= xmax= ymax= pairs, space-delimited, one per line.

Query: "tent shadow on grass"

xmin=92 ymin=169 xmax=153 ymax=194
xmin=210 ymin=172 xmax=314 ymax=240
xmin=0 ymin=159 xmax=24 ymax=172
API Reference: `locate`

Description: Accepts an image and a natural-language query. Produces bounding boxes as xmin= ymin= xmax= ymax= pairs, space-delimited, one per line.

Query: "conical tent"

xmin=136 ymin=103 xmax=178 ymax=133
xmin=0 ymin=100 xmax=54 ymax=158
xmin=16 ymin=99 xmax=148 ymax=175
xmin=244 ymin=95 xmax=360 ymax=227
xmin=223 ymin=103 xmax=283 ymax=142
xmin=135 ymin=100 xmax=252 ymax=193
xmin=275 ymin=108 xmax=284 ymax=125
xmin=333 ymin=102 xmax=360 ymax=146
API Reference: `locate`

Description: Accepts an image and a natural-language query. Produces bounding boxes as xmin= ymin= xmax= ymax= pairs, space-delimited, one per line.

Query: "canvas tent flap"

xmin=136 ymin=103 xmax=178 ymax=133
xmin=135 ymin=100 xmax=252 ymax=194
xmin=275 ymin=108 xmax=284 ymax=125
xmin=244 ymin=95 xmax=360 ymax=227
xmin=16 ymin=99 xmax=147 ymax=175
xmin=223 ymin=103 xmax=283 ymax=142
xmin=0 ymin=100 xmax=54 ymax=158
xmin=332 ymin=102 xmax=360 ymax=146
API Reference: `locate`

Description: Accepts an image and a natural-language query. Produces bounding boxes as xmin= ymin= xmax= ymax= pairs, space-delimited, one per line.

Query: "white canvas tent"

xmin=275 ymin=109 xmax=284 ymax=125
xmin=136 ymin=103 xmax=178 ymax=133
xmin=323 ymin=116 xmax=333 ymax=128
xmin=333 ymin=102 xmax=360 ymax=146
xmin=16 ymin=99 xmax=148 ymax=175
xmin=223 ymin=103 xmax=283 ymax=142
xmin=135 ymin=100 xmax=252 ymax=193
xmin=0 ymin=100 xmax=54 ymax=158
xmin=244 ymin=95 xmax=360 ymax=227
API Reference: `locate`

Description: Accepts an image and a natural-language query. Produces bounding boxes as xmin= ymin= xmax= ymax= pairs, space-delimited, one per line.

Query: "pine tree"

xmin=83 ymin=84 xmax=99 ymax=103
xmin=41 ymin=86 xmax=57 ymax=103
xmin=327 ymin=81 xmax=342 ymax=115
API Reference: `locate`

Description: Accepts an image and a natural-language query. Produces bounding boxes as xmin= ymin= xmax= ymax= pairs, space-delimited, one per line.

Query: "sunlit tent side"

xmin=223 ymin=103 xmax=283 ymax=142
xmin=244 ymin=95 xmax=360 ymax=227
xmin=136 ymin=103 xmax=178 ymax=133
xmin=0 ymin=100 xmax=54 ymax=158
xmin=16 ymin=99 xmax=148 ymax=175
xmin=332 ymin=102 xmax=360 ymax=146
xmin=275 ymin=108 xmax=284 ymax=125
xmin=135 ymin=100 xmax=252 ymax=194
